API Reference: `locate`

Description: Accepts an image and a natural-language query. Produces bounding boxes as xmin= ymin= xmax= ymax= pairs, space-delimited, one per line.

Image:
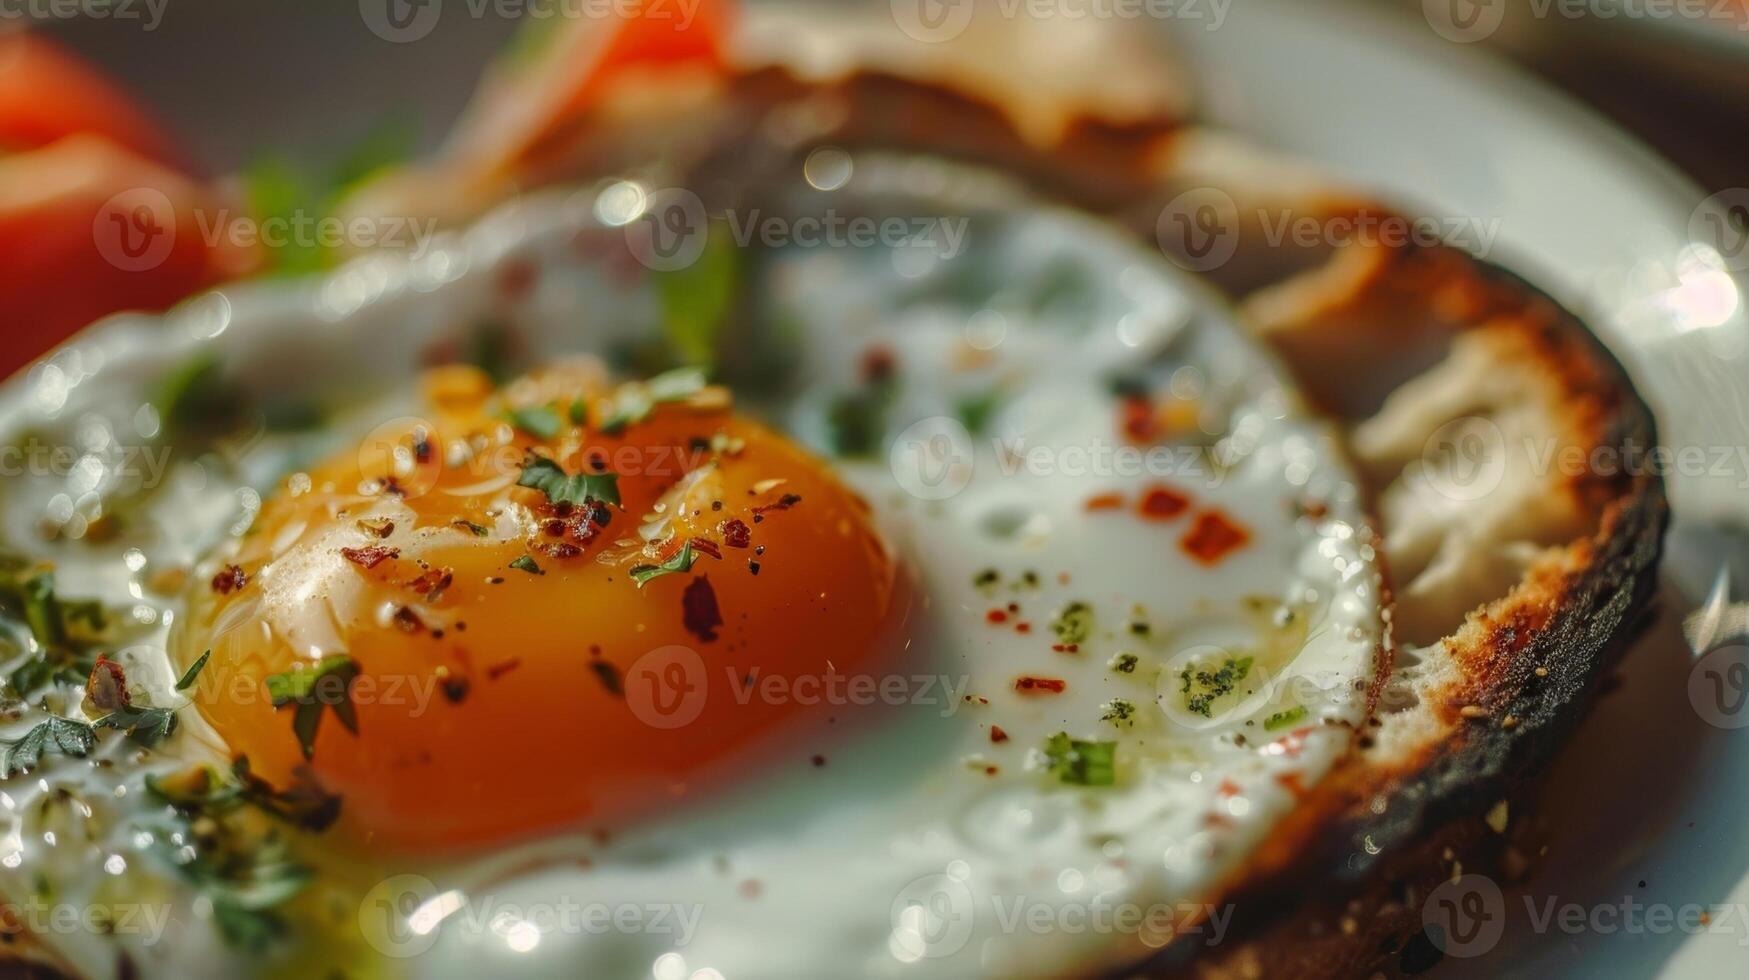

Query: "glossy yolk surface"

xmin=178 ymin=362 xmax=909 ymax=851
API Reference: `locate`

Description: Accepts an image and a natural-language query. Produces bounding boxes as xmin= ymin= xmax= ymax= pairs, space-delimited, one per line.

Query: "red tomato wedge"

xmin=442 ymin=0 xmax=733 ymax=181
xmin=0 ymin=34 xmax=184 ymax=170
xmin=0 ymin=137 xmax=255 ymax=380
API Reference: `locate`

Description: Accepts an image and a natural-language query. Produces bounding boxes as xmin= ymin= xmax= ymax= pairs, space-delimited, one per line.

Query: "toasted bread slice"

xmin=344 ymin=7 xmax=1668 ymax=975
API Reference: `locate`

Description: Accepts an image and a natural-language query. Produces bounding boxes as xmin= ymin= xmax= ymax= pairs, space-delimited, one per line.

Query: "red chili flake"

xmin=211 ymin=564 xmax=248 ymax=594
xmin=1119 ymin=395 xmax=1158 ymax=444
xmin=859 ymin=345 xmax=897 ymax=384
xmin=486 ymin=658 xmax=522 ymax=681
xmin=86 ymin=655 xmax=130 ymax=711
xmin=1295 ymin=498 xmax=1329 ymax=521
xmin=1014 ymin=676 xmax=1067 ymax=695
xmin=985 ymin=766 xmax=1000 ymax=776
xmin=986 ymin=609 xmax=1009 ymax=624
xmin=1217 ymin=778 xmax=1242 ymax=797
xmin=811 ymin=754 xmax=827 ymax=767
xmin=682 ymin=575 xmax=723 ymax=643
xmin=1180 ymin=510 xmax=1252 ymax=566
xmin=1084 ymin=492 xmax=1125 ymax=512
xmin=1015 ymin=622 xmax=1032 ymax=634
xmin=720 ymin=518 xmax=752 ymax=549
xmin=407 ymin=567 xmax=454 ymax=599
xmin=688 ymin=537 xmax=723 ymax=560
xmin=340 ymin=546 xmax=399 ymax=569
xmin=1137 ymin=484 xmax=1191 ymax=521
xmin=990 ymin=725 xmax=1009 ymax=744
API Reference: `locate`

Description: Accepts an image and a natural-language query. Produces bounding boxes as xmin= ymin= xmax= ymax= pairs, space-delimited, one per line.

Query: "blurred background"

xmin=24 ymin=0 xmax=1749 ymax=189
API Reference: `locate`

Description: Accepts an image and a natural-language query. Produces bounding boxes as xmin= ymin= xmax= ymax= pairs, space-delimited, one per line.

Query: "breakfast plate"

xmin=1 ymin=1 xmax=1743 ymax=977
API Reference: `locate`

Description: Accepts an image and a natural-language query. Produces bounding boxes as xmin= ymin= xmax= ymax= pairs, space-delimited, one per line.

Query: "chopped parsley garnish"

xmin=0 ymin=563 xmax=111 ymax=695
xmin=265 ymin=655 xmax=359 ymax=761
xmin=1100 ymin=699 xmax=1137 ymax=728
xmin=824 ymin=384 xmax=894 ymax=458
xmin=95 ymin=703 xmax=179 ymax=747
xmin=141 ymin=760 xmax=329 ymax=951
xmin=599 ymin=367 xmax=709 ymax=435
xmin=1108 ymin=652 xmax=1139 ymax=675
xmin=630 ymin=542 xmax=698 ymax=587
xmin=0 ymin=717 xmax=96 ymax=777
xmin=1180 ymin=655 xmax=1254 ymax=717
xmin=509 ymin=555 xmax=544 ymax=575
xmin=467 ymin=321 xmax=514 ymax=382
xmin=452 ymin=519 xmax=491 ymax=537
xmin=955 ymin=386 xmax=1004 ymax=436
xmin=176 ymin=650 xmax=211 ymax=691
xmin=506 ymin=405 xmax=563 ymax=439
xmin=1050 ymin=601 xmax=1094 ymax=646
xmin=1264 ymin=706 xmax=1308 ymax=731
xmin=516 ymin=454 xmax=621 ymax=508
xmin=1042 ymin=733 xmax=1117 ymax=787
xmin=152 ymin=352 xmax=248 ymax=438
xmin=654 ymin=225 xmax=738 ymax=367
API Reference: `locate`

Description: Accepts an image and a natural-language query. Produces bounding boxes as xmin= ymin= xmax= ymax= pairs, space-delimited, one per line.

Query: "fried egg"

xmin=0 ymin=161 xmax=1383 ymax=979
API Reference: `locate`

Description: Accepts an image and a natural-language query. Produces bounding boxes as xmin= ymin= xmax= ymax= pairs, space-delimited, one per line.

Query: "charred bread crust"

xmin=1161 ymin=260 xmax=1669 ymax=977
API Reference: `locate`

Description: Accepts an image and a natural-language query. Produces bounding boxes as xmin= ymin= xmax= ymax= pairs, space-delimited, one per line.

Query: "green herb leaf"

xmin=265 ymin=655 xmax=359 ymax=761
xmin=1180 ymin=655 xmax=1254 ymax=718
xmin=1050 ymin=601 xmax=1094 ymax=646
xmin=177 ymin=650 xmax=211 ymax=691
xmin=598 ymin=367 xmax=709 ymax=435
xmin=955 ymin=386 xmax=1004 ymax=436
xmin=516 ymin=455 xmax=621 ymax=508
xmin=96 ymin=704 xmax=179 ymax=747
xmin=654 ymin=225 xmax=738 ymax=367
xmin=0 ymin=717 xmax=96 ymax=777
xmin=506 ymin=405 xmax=563 ymax=440
xmin=1264 ymin=706 xmax=1308 ymax=731
xmin=509 ymin=555 xmax=544 ymax=576
xmin=629 ymin=542 xmax=698 ymax=587
xmin=1042 ymin=733 xmax=1117 ymax=787
xmin=452 ymin=519 xmax=491 ymax=537
xmin=824 ymin=386 xmax=894 ymax=458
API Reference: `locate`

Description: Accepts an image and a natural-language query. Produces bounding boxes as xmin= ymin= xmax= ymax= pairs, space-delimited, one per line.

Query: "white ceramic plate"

xmin=1164 ymin=2 xmax=1749 ymax=976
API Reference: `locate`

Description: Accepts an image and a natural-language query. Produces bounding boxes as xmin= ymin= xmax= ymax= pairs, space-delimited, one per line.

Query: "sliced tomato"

xmin=442 ymin=0 xmax=733 ymax=180
xmin=0 ymin=136 xmax=255 ymax=380
xmin=0 ymin=33 xmax=183 ymax=169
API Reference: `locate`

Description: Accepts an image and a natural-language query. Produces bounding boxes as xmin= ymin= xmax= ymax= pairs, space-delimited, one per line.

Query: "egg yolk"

xmin=178 ymin=362 xmax=910 ymax=850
